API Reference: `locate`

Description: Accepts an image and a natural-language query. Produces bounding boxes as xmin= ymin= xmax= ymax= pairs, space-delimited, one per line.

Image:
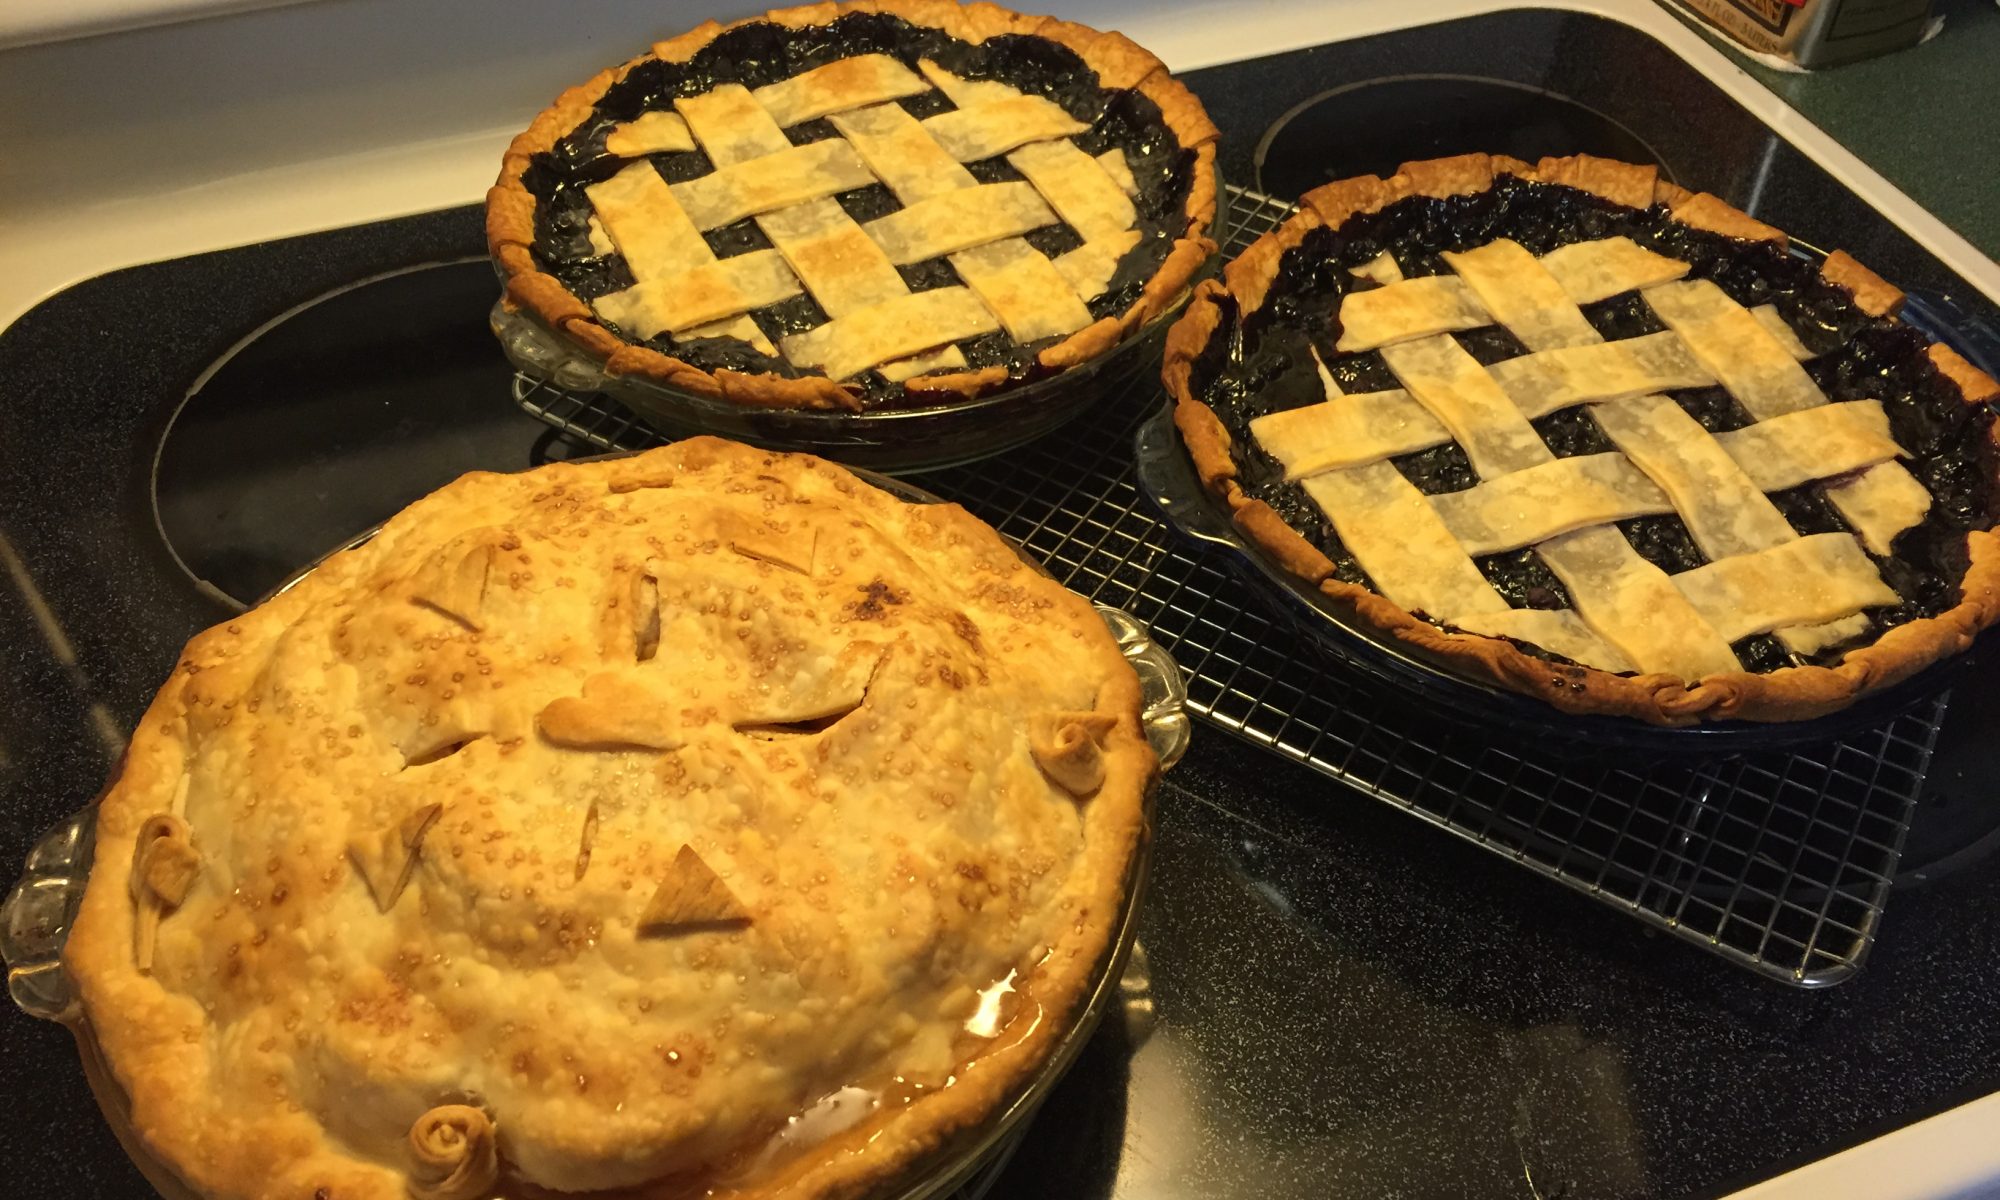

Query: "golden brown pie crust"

xmin=487 ymin=0 xmax=1219 ymax=410
xmin=64 ymin=438 xmax=1155 ymax=1199
xmin=1164 ymin=152 xmax=2000 ymax=726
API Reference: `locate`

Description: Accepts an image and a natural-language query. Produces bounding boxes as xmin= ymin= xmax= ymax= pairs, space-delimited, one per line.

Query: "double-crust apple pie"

xmin=487 ymin=0 xmax=1219 ymax=411
xmin=64 ymin=439 xmax=1154 ymax=1200
xmin=1166 ymin=153 xmax=2000 ymax=725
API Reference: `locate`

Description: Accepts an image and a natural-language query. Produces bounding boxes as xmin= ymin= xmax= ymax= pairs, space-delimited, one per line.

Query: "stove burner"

xmin=1253 ymin=74 xmax=1675 ymax=201
xmin=152 ymin=260 xmax=554 ymax=607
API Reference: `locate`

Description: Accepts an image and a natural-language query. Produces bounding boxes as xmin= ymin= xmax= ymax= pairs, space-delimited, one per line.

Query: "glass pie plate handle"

xmin=2 ymin=806 xmax=94 ymax=1022
xmin=1100 ymin=604 xmax=1189 ymax=772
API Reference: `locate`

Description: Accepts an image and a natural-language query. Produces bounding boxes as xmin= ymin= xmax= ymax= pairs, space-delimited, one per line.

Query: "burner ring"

xmin=150 ymin=258 xmax=533 ymax=609
xmin=1252 ymin=73 xmax=1678 ymax=202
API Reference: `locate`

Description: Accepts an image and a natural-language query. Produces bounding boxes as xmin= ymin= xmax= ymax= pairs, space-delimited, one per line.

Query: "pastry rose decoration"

xmin=128 ymin=812 xmax=200 ymax=972
xmin=1029 ymin=712 xmax=1120 ymax=796
xmin=407 ymin=1105 xmax=499 ymax=1200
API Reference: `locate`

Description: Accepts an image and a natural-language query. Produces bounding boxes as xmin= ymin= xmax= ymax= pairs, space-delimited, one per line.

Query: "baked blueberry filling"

xmin=520 ymin=12 xmax=1199 ymax=406
xmin=1191 ymin=176 xmax=1999 ymax=672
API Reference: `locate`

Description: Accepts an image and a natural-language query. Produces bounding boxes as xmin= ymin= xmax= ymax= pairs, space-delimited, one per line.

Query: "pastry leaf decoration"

xmin=718 ymin=509 xmax=817 ymax=576
xmin=406 ymin=1104 xmax=500 ymax=1200
xmin=537 ymin=674 xmax=685 ymax=751
xmin=1029 ymin=711 xmax=1120 ymax=796
xmin=348 ymin=803 xmax=445 ymax=912
xmin=639 ymin=845 xmax=750 ymax=936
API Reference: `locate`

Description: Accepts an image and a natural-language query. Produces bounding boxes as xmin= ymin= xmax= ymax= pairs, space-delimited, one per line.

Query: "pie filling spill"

xmin=521 ymin=11 xmax=1199 ymax=406
xmin=1189 ymin=176 xmax=1999 ymax=676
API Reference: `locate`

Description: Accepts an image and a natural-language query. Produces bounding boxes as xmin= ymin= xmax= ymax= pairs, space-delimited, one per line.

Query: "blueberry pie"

xmin=64 ymin=439 xmax=1154 ymax=1199
xmin=488 ymin=0 xmax=1218 ymax=410
xmin=1166 ymin=153 xmax=2000 ymax=724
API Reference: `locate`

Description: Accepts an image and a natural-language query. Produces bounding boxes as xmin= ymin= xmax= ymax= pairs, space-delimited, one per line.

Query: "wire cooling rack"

xmin=514 ymin=184 xmax=1948 ymax=986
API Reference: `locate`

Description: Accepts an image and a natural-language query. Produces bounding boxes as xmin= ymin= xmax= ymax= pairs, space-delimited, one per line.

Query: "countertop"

xmin=1681 ymin=0 xmax=2000 ymax=261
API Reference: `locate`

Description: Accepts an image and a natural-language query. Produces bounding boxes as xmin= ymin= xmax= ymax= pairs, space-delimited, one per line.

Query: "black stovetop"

xmin=5 ymin=11 xmax=2000 ymax=1200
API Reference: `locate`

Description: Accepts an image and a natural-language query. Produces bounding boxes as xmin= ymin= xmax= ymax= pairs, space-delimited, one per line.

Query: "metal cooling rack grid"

xmin=514 ymin=184 xmax=1948 ymax=986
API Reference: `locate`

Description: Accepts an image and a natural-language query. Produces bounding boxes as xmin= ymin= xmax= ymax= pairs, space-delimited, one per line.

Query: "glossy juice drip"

xmin=492 ymin=967 xmax=1049 ymax=1200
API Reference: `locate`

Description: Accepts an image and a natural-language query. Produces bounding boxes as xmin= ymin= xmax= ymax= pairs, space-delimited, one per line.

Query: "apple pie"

xmin=64 ymin=438 xmax=1155 ymax=1199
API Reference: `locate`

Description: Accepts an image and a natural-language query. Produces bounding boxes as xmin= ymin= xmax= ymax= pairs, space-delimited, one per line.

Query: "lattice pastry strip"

xmin=1294 ymin=376 xmax=1648 ymax=676
xmin=677 ymin=82 xmax=970 ymax=379
xmin=1437 ymin=237 xmax=1893 ymax=660
xmin=1008 ymin=140 xmax=1139 ymax=243
xmin=1300 ymin=460 xmax=1511 ymax=621
xmin=1253 ymin=311 xmax=1817 ymax=480
xmin=863 ymin=183 xmax=1061 ymax=263
xmin=830 ymin=100 xmax=978 ymax=202
xmin=1443 ymin=240 xmax=1600 ymax=351
xmin=1377 ymin=336 xmax=1556 ymax=478
xmin=1531 ymin=526 xmax=1742 ymax=678
xmin=755 ymin=201 xmax=909 ymax=315
xmin=782 ymin=289 xmax=1002 ymax=380
xmin=1429 ymin=453 xmax=1671 ymax=556
xmin=948 ymin=239 xmax=1096 ymax=343
xmin=1371 ymin=340 xmax=1745 ymax=672
xmin=920 ymin=62 xmax=1143 ymax=282
xmin=1646 ymin=279 xmax=1930 ymax=553
xmin=1672 ymin=533 xmax=1898 ymax=642
xmin=1453 ymin=607 xmax=1639 ymax=674
xmin=672 ymin=138 xmax=880 ymax=231
xmin=1587 ymin=393 xmax=1800 ymax=559
xmin=1714 ymin=402 xmax=1903 ymax=491
xmin=585 ymin=162 xmax=715 ymax=281
xmin=578 ymin=52 xmax=1152 ymax=385
xmin=1820 ymin=463 xmax=1935 ymax=557
xmin=1256 ymin=233 xmax=1922 ymax=678
xmin=605 ymin=111 xmax=696 ymax=157
xmin=1538 ymin=236 xmax=1695 ymax=305
xmin=1335 ymin=277 xmax=1493 ymax=353
xmin=920 ymin=94 xmax=1087 ymax=161
xmin=750 ymin=52 xmax=929 ymax=128
xmin=831 ymin=100 xmax=1093 ymax=342
xmin=585 ymin=161 xmax=777 ymax=353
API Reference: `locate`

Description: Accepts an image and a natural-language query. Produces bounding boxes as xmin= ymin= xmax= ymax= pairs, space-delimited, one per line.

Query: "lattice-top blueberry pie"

xmin=488 ymin=0 xmax=1218 ymax=410
xmin=1166 ymin=154 xmax=2000 ymax=725
xmin=64 ymin=439 xmax=1153 ymax=1200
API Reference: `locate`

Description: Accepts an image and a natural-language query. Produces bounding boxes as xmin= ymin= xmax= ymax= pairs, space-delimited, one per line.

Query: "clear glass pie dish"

xmin=489 ymin=190 xmax=1227 ymax=476
xmin=3 ymin=464 xmax=1187 ymax=1200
